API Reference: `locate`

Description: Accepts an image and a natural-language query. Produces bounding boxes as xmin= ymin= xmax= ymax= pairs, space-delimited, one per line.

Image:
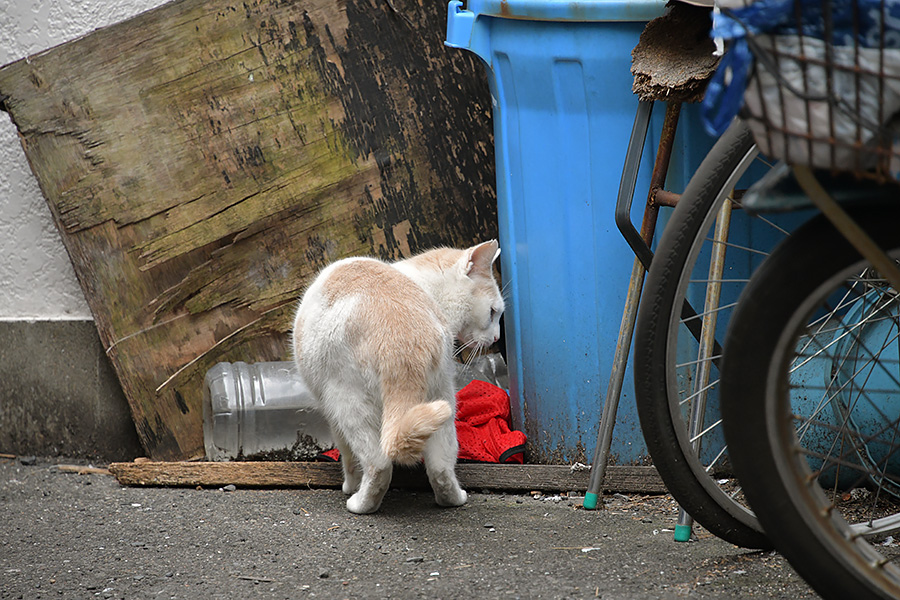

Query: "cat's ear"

xmin=465 ymin=240 xmax=500 ymax=279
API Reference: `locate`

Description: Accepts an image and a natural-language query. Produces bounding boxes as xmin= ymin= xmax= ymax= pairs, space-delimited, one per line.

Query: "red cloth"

xmin=316 ymin=380 xmax=526 ymax=463
xmin=455 ymin=380 xmax=526 ymax=463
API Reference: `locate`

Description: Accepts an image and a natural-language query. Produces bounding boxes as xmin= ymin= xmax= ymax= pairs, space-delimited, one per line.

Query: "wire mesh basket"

xmin=711 ymin=0 xmax=900 ymax=182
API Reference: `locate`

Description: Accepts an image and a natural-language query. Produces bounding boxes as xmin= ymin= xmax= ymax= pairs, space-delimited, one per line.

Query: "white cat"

xmin=292 ymin=240 xmax=504 ymax=514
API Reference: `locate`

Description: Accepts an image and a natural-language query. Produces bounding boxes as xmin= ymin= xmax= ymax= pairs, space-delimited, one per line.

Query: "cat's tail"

xmin=381 ymin=400 xmax=452 ymax=466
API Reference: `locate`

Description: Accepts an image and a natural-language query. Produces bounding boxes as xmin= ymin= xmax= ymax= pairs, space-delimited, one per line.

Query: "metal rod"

xmin=614 ymin=101 xmax=656 ymax=271
xmin=654 ymin=189 xmax=682 ymax=208
xmin=584 ymin=102 xmax=681 ymax=509
xmin=794 ymin=166 xmax=900 ymax=291
xmin=674 ymin=195 xmax=733 ymax=542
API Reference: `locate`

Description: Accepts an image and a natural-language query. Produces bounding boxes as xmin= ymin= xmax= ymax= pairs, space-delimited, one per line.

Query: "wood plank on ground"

xmin=0 ymin=0 xmax=496 ymax=460
xmin=108 ymin=461 xmax=667 ymax=494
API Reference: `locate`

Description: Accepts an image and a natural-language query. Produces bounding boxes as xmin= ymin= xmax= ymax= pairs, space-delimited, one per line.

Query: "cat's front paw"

xmin=434 ymin=487 xmax=467 ymax=508
xmin=346 ymin=492 xmax=382 ymax=514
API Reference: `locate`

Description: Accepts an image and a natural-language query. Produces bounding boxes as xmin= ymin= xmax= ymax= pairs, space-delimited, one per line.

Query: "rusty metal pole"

xmin=583 ymin=101 xmax=681 ymax=509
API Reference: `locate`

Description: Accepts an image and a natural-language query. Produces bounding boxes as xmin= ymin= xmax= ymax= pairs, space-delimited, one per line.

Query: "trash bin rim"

xmin=456 ymin=0 xmax=667 ymax=22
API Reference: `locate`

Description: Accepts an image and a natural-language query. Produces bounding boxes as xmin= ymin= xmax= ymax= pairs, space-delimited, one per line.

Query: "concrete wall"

xmin=0 ymin=0 xmax=170 ymax=460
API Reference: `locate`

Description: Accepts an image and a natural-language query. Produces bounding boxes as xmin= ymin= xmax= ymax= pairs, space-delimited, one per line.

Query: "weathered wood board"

xmin=109 ymin=461 xmax=667 ymax=494
xmin=0 ymin=0 xmax=496 ymax=459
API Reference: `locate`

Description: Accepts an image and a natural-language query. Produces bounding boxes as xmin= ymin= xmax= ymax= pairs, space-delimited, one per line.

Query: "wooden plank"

xmin=108 ymin=461 xmax=667 ymax=494
xmin=110 ymin=460 xmax=346 ymax=488
xmin=0 ymin=0 xmax=496 ymax=460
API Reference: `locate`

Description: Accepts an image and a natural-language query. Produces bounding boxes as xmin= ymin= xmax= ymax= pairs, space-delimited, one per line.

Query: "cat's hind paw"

xmin=342 ymin=478 xmax=360 ymax=495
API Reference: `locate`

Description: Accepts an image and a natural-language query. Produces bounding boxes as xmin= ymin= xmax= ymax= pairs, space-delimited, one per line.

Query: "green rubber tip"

xmin=583 ymin=492 xmax=599 ymax=510
xmin=673 ymin=524 xmax=692 ymax=542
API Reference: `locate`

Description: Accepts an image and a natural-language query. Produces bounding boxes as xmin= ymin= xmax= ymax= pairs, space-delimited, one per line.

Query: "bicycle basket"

xmin=712 ymin=0 xmax=900 ymax=182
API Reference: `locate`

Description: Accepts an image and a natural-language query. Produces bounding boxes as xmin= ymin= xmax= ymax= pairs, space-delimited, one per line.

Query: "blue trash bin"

xmin=446 ymin=0 xmax=713 ymax=463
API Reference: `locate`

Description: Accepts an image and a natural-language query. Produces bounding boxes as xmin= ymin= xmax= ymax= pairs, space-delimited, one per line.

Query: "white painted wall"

xmin=0 ymin=0 xmax=169 ymax=320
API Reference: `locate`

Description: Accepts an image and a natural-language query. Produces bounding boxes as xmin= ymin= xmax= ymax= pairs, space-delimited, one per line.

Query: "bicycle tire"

xmin=634 ymin=120 xmax=772 ymax=549
xmin=722 ymin=206 xmax=900 ymax=599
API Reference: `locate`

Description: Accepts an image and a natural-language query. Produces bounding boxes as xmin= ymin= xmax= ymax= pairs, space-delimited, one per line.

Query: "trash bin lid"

xmin=458 ymin=0 xmax=666 ymax=22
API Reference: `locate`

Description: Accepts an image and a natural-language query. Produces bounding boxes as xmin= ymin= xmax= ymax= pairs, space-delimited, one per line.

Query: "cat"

xmin=292 ymin=240 xmax=504 ymax=514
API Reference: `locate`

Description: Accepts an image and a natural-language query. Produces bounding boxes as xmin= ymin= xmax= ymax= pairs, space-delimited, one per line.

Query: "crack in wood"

xmin=154 ymin=301 xmax=293 ymax=393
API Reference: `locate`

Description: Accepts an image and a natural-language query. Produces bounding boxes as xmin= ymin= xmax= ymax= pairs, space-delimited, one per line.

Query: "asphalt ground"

xmin=0 ymin=457 xmax=819 ymax=599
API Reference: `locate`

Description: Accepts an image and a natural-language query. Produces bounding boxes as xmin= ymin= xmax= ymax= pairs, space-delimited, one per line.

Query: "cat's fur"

xmin=292 ymin=240 xmax=504 ymax=514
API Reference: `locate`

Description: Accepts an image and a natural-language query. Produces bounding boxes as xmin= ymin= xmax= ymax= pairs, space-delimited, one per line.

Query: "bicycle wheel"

xmin=722 ymin=205 xmax=900 ymax=599
xmin=634 ymin=120 xmax=799 ymax=549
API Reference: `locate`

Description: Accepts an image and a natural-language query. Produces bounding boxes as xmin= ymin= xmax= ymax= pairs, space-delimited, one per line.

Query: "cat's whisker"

xmin=463 ymin=347 xmax=477 ymax=370
xmin=454 ymin=339 xmax=481 ymax=362
xmin=464 ymin=341 xmax=489 ymax=371
xmin=452 ymin=341 xmax=474 ymax=358
xmin=453 ymin=348 xmax=470 ymax=361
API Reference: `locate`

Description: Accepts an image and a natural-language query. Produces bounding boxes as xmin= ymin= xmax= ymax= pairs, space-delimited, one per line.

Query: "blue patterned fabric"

xmin=702 ymin=0 xmax=900 ymax=135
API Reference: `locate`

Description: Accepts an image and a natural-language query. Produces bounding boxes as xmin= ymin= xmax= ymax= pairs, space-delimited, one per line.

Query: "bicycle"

xmin=631 ymin=55 xmax=815 ymax=550
xmin=632 ymin=119 xmax=770 ymax=548
xmin=715 ymin=0 xmax=900 ymax=598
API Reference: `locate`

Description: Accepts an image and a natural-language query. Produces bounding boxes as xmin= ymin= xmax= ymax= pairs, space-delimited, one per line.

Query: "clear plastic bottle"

xmin=202 ymin=361 xmax=333 ymax=461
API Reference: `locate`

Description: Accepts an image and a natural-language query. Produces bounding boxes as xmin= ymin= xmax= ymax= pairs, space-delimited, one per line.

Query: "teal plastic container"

xmin=447 ymin=0 xmax=716 ymax=463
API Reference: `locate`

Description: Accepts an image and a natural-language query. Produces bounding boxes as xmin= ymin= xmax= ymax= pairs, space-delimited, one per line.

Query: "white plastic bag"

xmin=743 ymin=35 xmax=900 ymax=177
